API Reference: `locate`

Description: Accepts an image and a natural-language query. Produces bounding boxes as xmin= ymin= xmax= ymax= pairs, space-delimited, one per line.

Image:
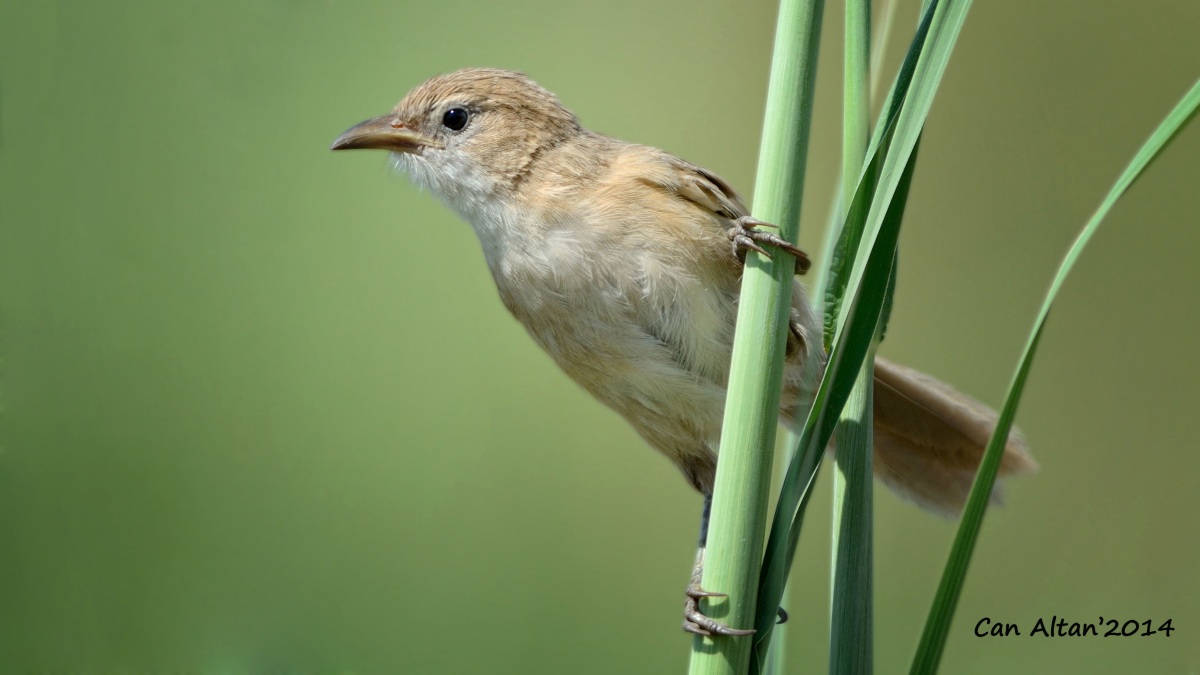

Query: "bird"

xmin=330 ymin=67 xmax=1037 ymax=637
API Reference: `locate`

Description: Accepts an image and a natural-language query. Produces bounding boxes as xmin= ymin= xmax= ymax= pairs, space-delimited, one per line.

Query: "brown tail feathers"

xmin=869 ymin=357 xmax=1038 ymax=515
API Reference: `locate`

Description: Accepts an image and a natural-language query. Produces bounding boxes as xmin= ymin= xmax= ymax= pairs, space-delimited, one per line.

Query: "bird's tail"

xmin=867 ymin=357 xmax=1038 ymax=515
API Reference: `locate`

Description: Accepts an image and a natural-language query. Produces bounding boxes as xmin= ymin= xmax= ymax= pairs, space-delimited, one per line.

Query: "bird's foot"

xmin=683 ymin=584 xmax=789 ymax=636
xmin=683 ymin=583 xmax=755 ymax=637
xmin=727 ymin=216 xmax=811 ymax=274
xmin=682 ymin=551 xmax=755 ymax=637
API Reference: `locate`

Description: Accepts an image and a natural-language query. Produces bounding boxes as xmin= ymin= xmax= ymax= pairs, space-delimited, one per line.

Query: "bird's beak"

xmin=330 ymin=115 xmax=442 ymax=153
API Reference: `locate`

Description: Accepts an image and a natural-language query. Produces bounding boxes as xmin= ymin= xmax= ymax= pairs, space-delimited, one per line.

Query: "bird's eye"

xmin=442 ymin=107 xmax=470 ymax=131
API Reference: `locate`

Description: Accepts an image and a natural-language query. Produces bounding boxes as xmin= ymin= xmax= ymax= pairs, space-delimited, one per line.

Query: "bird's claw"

xmin=683 ymin=583 xmax=755 ymax=637
xmin=727 ymin=216 xmax=812 ymax=274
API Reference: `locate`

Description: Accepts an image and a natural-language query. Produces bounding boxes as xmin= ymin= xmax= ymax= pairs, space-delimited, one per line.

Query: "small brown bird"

xmin=331 ymin=67 xmax=1036 ymax=636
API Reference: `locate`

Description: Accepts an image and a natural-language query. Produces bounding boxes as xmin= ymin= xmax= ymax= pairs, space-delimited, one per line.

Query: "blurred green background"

xmin=2 ymin=0 xmax=1198 ymax=672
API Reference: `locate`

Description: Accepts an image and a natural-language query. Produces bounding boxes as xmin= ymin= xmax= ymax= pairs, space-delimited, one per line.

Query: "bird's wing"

xmin=665 ymin=155 xmax=819 ymax=365
xmin=597 ymin=148 xmax=818 ymax=385
xmin=670 ymin=159 xmax=752 ymax=221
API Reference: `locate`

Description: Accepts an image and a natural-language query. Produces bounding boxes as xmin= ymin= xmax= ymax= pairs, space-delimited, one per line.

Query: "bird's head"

xmin=331 ymin=68 xmax=581 ymax=219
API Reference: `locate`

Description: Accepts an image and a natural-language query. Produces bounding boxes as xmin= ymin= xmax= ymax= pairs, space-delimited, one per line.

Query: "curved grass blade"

xmin=844 ymin=0 xmax=972 ymax=289
xmin=751 ymin=137 xmax=920 ymax=672
xmin=908 ymin=78 xmax=1200 ymax=675
xmin=822 ymin=0 xmax=935 ymax=346
xmin=755 ymin=0 xmax=973 ymax=660
xmin=755 ymin=0 xmax=980 ymax=666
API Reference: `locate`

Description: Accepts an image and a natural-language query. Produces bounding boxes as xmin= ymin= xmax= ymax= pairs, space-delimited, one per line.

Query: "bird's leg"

xmin=682 ymin=493 xmax=790 ymax=637
xmin=683 ymin=493 xmax=755 ymax=637
xmin=727 ymin=216 xmax=812 ymax=275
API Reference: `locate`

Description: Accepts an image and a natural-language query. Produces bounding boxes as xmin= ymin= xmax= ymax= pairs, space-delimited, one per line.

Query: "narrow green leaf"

xmin=758 ymin=0 xmax=977 ymax=666
xmin=753 ymin=136 xmax=921 ymax=662
xmin=781 ymin=0 xmax=971 ymax=634
xmin=823 ymin=0 xmax=937 ymax=347
xmin=811 ymin=0 xmax=902 ymax=311
xmin=877 ymin=250 xmax=898 ymax=342
xmin=909 ymin=78 xmax=1200 ymax=675
xmin=835 ymin=0 xmax=974 ymax=336
xmin=755 ymin=1 xmax=954 ymax=654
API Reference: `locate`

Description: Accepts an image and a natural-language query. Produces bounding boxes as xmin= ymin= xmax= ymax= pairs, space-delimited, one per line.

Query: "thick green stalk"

xmin=829 ymin=359 xmax=874 ymax=674
xmin=841 ymin=0 xmax=871 ymax=212
xmin=685 ymin=0 xmax=824 ymax=673
xmin=829 ymin=1 xmax=875 ymax=673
